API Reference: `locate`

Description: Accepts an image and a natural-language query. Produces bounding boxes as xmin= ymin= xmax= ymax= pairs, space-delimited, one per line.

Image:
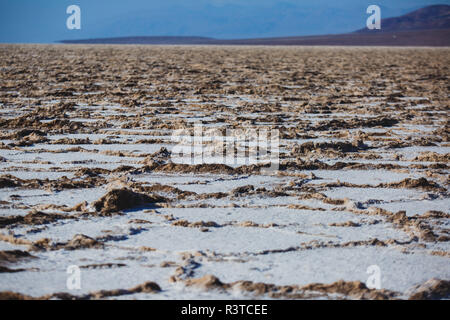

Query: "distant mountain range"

xmin=61 ymin=5 xmax=450 ymax=46
xmin=62 ymin=36 xmax=216 ymax=45
xmin=357 ymin=4 xmax=450 ymax=32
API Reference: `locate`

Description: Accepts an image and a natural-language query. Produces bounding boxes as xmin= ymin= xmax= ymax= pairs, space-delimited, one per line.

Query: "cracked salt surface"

xmin=0 ymin=45 xmax=448 ymax=300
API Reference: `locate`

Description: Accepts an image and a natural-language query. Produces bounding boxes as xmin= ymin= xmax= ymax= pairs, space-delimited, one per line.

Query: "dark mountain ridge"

xmin=60 ymin=5 xmax=450 ymax=46
xmin=357 ymin=4 xmax=450 ymax=32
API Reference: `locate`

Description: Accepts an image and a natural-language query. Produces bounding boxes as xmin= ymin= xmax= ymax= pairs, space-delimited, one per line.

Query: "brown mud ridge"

xmin=292 ymin=140 xmax=369 ymax=154
xmin=170 ymin=217 xmax=277 ymax=232
xmin=0 ymin=281 xmax=161 ymax=300
xmin=172 ymin=274 xmax=449 ymax=300
xmin=0 ymin=174 xmax=107 ymax=191
xmin=0 ymin=250 xmax=35 ymax=264
xmin=341 ymin=206 xmax=450 ymax=243
xmin=1 ymin=232 xmax=147 ymax=252
xmin=308 ymin=117 xmax=399 ymax=131
xmin=140 ymin=160 xmax=449 ymax=175
xmin=244 ymin=238 xmax=415 ymax=257
xmin=0 ymin=188 xmax=168 ymax=228
xmin=45 ymin=234 xmax=104 ymax=251
xmin=0 ymin=233 xmax=104 ymax=252
xmin=315 ymin=177 xmax=447 ymax=193
xmin=2 ymin=276 xmax=447 ymax=300
xmin=0 ymin=45 xmax=448 ymax=299
xmin=0 ymin=250 xmax=35 ymax=273
xmin=92 ymin=188 xmax=166 ymax=214
xmin=0 ymin=210 xmax=75 ymax=228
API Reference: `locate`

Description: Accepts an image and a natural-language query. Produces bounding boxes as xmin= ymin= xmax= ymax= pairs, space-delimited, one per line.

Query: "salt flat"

xmin=0 ymin=45 xmax=448 ymax=300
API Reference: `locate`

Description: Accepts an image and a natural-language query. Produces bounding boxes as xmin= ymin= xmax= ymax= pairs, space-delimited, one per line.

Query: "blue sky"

xmin=0 ymin=0 xmax=448 ymax=43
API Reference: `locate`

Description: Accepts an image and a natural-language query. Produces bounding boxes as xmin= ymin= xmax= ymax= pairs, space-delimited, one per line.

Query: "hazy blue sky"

xmin=0 ymin=0 xmax=448 ymax=43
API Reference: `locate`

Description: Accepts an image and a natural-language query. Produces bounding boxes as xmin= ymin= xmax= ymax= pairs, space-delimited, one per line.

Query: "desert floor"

xmin=0 ymin=45 xmax=448 ymax=299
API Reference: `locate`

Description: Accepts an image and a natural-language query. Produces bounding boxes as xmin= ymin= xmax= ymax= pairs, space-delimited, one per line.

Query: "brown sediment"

xmin=413 ymin=152 xmax=449 ymax=163
xmin=381 ymin=177 xmax=446 ymax=192
xmin=236 ymin=221 xmax=278 ymax=228
xmin=182 ymin=274 xmax=227 ymax=290
xmin=92 ymin=188 xmax=166 ymax=214
xmin=139 ymin=246 xmax=157 ymax=252
xmin=0 ymin=249 xmax=34 ymax=272
xmin=0 ymin=233 xmax=32 ymax=246
xmin=230 ymin=185 xmax=255 ymax=196
xmin=137 ymin=183 xmax=197 ymax=199
xmin=299 ymin=280 xmax=399 ymax=300
xmin=0 ymin=210 xmax=75 ymax=228
xmin=0 ymin=266 xmax=28 ymax=273
xmin=172 ymin=219 xmax=221 ymax=229
xmin=329 ymin=221 xmax=361 ymax=227
xmin=23 ymin=210 xmax=73 ymax=225
xmin=128 ymin=218 xmax=152 ymax=224
xmin=408 ymin=278 xmax=450 ymax=300
xmin=0 ymin=291 xmax=36 ymax=300
xmin=29 ymin=234 xmax=104 ymax=251
xmin=63 ymin=234 xmax=104 ymax=250
xmin=175 ymin=274 xmax=400 ymax=299
xmin=337 ymin=206 xmax=450 ymax=244
xmin=196 ymin=192 xmax=229 ymax=200
xmin=141 ymin=147 xmax=172 ymax=164
xmin=421 ymin=210 xmax=450 ymax=219
xmin=74 ymin=167 xmax=110 ymax=177
xmin=310 ymin=117 xmax=399 ymax=131
xmin=429 ymin=251 xmax=450 ymax=257
xmin=287 ymin=203 xmax=327 ymax=211
xmin=0 ymin=281 xmax=161 ymax=300
xmin=79 ymin=263 xmax=127 ymax=269
xmin=0 ymin=250 xmax=35 ymax=264
xmin=254 ymin=238 xmax=398 ymax=256
xmin=314 ymin=177 xmax=446 ymax=193
xmin=0 ymin=177 xmax=19 ymax=188
xmin=292 ymin=141 xmax=368 ymax=154
xmin=160 ymin=261 xmax=178 ymax=268
xmin=0 ymin=174 xmax=107 ymax=191
xmin=50 ymin=137 xmax=91 ymax=145
xmin=151 ymin=163 xmax=237 ymax=175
